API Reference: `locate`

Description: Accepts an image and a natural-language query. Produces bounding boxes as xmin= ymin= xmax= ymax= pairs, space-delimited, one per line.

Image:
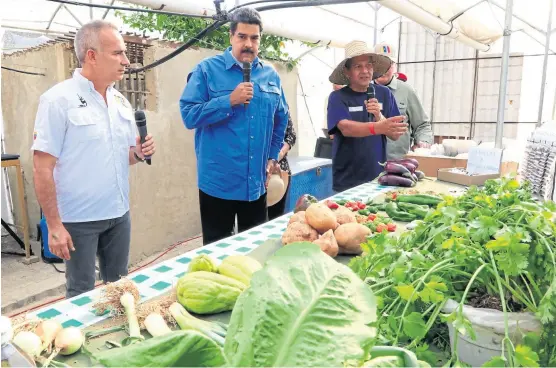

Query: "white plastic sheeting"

xmin=1 ymin=0 xmax=555 ymax=53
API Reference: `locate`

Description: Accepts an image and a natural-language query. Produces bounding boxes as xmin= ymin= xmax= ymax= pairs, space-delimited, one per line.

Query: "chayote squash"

xmin=188 ymin=254 xmax=218 ymax=273
xmin=218 ymin=255 xmax=262 ymax=286
xmin=176 ymin=271 xmax=246 ymax=314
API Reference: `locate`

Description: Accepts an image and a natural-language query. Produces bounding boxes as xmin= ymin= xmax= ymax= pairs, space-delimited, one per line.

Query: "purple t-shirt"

xmin=327 ymin=85 xmax=400 ymax=192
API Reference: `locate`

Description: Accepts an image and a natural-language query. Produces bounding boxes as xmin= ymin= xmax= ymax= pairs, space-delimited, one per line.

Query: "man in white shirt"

xmin=32 ymin=20 xmax=156 ymax=297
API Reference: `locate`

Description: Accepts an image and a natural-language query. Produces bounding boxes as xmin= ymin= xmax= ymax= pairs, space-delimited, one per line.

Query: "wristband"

xmin=369 ymin=123 xmax=376 ymax=135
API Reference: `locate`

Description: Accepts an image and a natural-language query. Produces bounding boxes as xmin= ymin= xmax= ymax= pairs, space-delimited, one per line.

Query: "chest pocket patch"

xmin=208 ymin=79 xmax=235 ymax=98
xmin=258 ymin=81 xmax=280 ymax=117
xmin=67 ymin=108 xmax=103 ymax=142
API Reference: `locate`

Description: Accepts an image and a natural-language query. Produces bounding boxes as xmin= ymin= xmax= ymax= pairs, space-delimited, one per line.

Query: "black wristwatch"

xmin=134 ymin=152 xmax=145 ymax=163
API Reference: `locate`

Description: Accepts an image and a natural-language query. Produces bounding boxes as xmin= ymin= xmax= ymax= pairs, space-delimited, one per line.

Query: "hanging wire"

xmin=122 ymin=0 xmax=376 ymax=73
xmin=45 ymin=0 xmax=215 ymax=19
xmin=128 ymin=19 xmax=227 ymax=73
xmin=1 ymin=66 xmax=45 ymax=76
xmin=40 ymin=0 xmax=379 ymax=74
xmin=297 ymin=72 xmax=320 ymax=137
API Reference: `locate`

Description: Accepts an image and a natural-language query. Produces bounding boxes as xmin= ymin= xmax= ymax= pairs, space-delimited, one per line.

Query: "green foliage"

xmin=117 ymin=11 xmax=303 ymax=71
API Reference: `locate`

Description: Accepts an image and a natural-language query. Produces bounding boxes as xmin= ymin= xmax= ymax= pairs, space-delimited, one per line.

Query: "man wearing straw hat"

xmin=327 ymin=40 xmax=407 ymax=193
xmin=374 ymin=43 xmax=432 ymax=159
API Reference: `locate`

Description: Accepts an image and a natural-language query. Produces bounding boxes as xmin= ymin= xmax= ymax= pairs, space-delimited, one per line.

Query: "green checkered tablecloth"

xmin=28 ymin=182 xmax=391 ymax=329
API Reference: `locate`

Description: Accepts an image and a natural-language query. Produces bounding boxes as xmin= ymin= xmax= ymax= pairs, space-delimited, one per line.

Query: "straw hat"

xmin=329 ymin=40 xmax=392 ymax=85
xmin=267 ymin=170 xmax=290 ymax=207
xmin=374 ymin=42 xmax=398 ymax=62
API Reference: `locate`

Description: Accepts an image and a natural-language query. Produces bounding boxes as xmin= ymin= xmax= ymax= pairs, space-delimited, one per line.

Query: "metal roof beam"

xmin=489 ymin=0 xmax=546 ymax=34
xmin=316 ymin=6 xmax=376 ymax=29
xmin=62 ymin=4 xmax=83 ymax=26
xmin=46 ymin=3 xmax=63 ymax=30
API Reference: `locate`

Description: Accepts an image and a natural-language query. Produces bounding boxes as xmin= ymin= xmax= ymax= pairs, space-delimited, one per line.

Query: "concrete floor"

xmin=1 ymin=227 xmax=203 ymax=316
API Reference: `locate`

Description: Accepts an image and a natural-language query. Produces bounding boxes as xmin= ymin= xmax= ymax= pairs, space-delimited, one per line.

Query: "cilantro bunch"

xmin=349 ymin=177 xmax=556 ymax=367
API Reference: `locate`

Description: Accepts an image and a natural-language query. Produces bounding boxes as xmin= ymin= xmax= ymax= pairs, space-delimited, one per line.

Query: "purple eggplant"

xmin=380 ymin=162 xmax=412 ymax=176
xmin=389 ymin=158 xmax=419 ymax=170
xmin=378 ymin=174 xmax=416 ymax=187
xmin=381 ymin=160 xmax=417 ymax=173
xmin=415 ymin=170 xmax=425 ymax=180
xmin=400 ymin=162 xmax=417 ymax=173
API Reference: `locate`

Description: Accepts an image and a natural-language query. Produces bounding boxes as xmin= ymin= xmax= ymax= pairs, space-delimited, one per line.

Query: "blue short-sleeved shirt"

xmin=31 ymin=69 xmax=137 ymax=223
xmin=327 ymin=84 xmax=400 ymax=192
xmin=179 ymin=47 xmax=289 ymax=202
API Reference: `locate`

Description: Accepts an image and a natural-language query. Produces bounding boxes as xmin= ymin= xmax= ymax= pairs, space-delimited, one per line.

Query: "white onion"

xmin=13 ymin=331 xmax=42 ymax=357
xmin=54 ymin=327 xmax=84 ymax=356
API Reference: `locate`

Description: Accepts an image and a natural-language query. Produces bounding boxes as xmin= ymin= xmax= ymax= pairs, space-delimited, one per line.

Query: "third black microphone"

xmin=367 ymin=84 xmax=376 ymax=122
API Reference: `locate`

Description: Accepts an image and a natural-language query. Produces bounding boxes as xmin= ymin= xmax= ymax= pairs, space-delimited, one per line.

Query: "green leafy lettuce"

xmin=224 ymin=242 xmax=378 ymax=367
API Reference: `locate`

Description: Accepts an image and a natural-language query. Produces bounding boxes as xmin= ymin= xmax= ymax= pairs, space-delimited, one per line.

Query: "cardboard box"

xmin=405 ymin=153 xmax=468 ymax=178
xmin=500 ymin=161 xmax=519 ymax=176
xmin=437 ymin=168 xmax=500 ymax=186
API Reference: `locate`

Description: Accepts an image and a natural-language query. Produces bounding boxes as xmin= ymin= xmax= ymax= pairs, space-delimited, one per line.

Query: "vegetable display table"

xmin=26 ymin=180 xmax=459 ymax=366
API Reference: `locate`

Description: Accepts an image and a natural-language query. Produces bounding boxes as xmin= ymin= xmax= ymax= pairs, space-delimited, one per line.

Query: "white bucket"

xmin=443 ymin=299 xmax=541 ymax=366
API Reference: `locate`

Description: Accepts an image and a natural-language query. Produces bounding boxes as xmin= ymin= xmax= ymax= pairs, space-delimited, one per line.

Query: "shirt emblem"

xmin=77 ymin=94 xmax=87 ymax=108
xmin=114 ymin=95 xmax=129 ymax=108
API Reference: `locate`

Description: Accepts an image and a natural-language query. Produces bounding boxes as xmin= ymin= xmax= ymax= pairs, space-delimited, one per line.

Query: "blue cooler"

xmin=285 ymin=156 xmax=334 ymax=213
xmin=37 ymin=212 xmax=62 ymax=263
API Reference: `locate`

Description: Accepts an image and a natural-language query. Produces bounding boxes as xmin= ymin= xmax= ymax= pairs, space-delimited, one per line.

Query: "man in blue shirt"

xmin=327 ymin=41 xmax=407 ymax=192
xmin=180 ymin=8 xmax=289 ymax=245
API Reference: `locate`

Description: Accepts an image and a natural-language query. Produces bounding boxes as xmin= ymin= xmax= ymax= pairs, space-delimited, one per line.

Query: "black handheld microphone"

xmin=134 ymin=110 xmax=151 ymax=165
xmin=243 ymin=61 xmax=251 ymax=108
xmin=367 ymin=84 xmax=376 ymax=122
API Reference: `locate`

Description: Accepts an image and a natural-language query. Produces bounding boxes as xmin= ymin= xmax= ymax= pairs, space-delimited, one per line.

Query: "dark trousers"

xmin=63 ymin=212 xmax=131 ymax=298
xmin=268 ymin=177 xmax=291 ymax=220
xmin=199 ymin=190 xmax=268 ymax=245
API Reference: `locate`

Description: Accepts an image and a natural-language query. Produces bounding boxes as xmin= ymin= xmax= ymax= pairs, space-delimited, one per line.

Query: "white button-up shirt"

xmin=31 ymin=69 xmax=137 ymax=223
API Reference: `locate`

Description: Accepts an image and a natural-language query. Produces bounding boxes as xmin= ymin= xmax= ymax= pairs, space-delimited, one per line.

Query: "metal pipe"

xmin=398 ymin=52 xmax=555 ymax=65
xmin=316 ymin=7 xmax=375 ymax=29
xmin=62 ymin=4 xmax=83 ymax=26
xmin=293 ymin=45 xmax=324 ymax=62
xmin=1 ymin=25 xmax=69 ymax=36
xmin=381 ymin=16 xmax=401 ymax=33
xmin=516 ymin=28 xmax=556 ymax=56
xmin=495 ymin=0 xmax=513 ymax=149
xmin=537 ymin=0 xmax=554 ymax=127
xmin=124 ymin=0 xmax=490 ymax=50
xmin=379 ymin=0 xmax=490 ymax=51
xmin=397 ymin=17 xmax=402 ymax=64
xmin=470 ymin=49 xmax=480 ymax=139
xmin=448 ymin=0 xmax=486 ymax=23
xmin=46 ymin=0 xmax=214 ymax=18
xmin=46 ymin=3 xmax=63 ymax=30
xmin=373 ymin=4 xmax=380 ymax=45
xmin=102 ymin=0 xmax=116 ymax=19
xmin=489 ymin=0 xmax=546 ymax=34
xmin=89 ymin=0 xmax=93 ymax=19
xmin=429 ymin=36 xmax=439 ymax=124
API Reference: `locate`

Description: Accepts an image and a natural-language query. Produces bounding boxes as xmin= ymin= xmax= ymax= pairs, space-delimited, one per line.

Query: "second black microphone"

xmin=243 ymin=61 xmax=251 ymax=108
